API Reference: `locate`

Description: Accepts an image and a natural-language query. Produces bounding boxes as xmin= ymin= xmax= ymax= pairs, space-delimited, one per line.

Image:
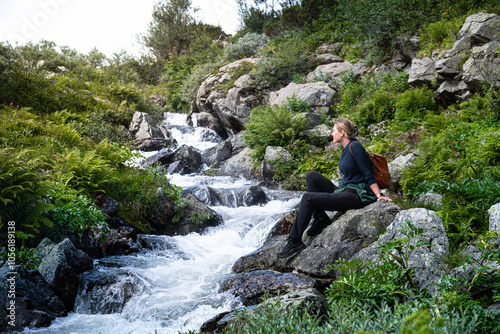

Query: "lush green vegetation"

xmin=2 ymin=0 xmax=500 ymax=331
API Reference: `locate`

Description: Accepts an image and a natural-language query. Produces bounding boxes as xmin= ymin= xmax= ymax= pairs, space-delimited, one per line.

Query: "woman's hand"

xmin=377 ymin=195 xmax=392 ymax=202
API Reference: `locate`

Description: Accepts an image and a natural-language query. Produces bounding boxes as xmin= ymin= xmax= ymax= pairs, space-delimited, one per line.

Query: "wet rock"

xmin=102 ymin=226 xmax=142 ymax=255
xmin=37 ymin=238 xmax=93 ymax=310
xmin=218 ymin=147 xmax=258 ymax=179
xmin=242 ymin=186 xmax=267 ymax=207
xmin=129 ymin=112 xmax=168 ymax=151
xmin=203 ymin=139 xmax=232 ymax=168
xmin=168 ymin=145 xmax=204 ymax=175
xmin=0 ymin=264 xmax=67 ymax=332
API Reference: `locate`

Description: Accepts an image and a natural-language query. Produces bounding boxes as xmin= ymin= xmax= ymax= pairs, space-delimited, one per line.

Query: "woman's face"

xmin=332 ymin=125 xmax=344 ymax=143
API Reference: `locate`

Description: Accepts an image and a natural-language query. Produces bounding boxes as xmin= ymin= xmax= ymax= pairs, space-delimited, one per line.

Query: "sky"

xmin=0 ymin=0 xmax=240 ymax=57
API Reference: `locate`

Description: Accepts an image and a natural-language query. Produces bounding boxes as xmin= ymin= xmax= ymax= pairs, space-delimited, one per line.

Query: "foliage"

xmin=0 ymin=147 xmax=54 ymax=233
xmin=223 ymin=32 xmax=269 ymax=61
xmin=43 ymin=183 xmax=108 ymax=241
xmin=394 ymin=87 xmax=439 ymax=122
xmin=326 ymin=258 xmax=411 ymax=309
xmin=408 ymin=177 xmax=500 ymax=247
xmin=243 ymin=96 xmax=310 ymax=162
xmin=418 ymin=16 xmax=467 ymax=57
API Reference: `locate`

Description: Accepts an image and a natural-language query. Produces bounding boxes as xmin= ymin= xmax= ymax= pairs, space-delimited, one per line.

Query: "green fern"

xmin=0 ymin=148 xmax=54 ymax=232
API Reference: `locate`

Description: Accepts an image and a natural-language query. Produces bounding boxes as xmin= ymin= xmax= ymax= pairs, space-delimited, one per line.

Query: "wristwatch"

xmin=377 ymin=193 xmax=384 ymax=198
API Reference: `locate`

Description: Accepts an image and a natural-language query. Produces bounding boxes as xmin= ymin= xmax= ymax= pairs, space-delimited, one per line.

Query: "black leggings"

xmin=289 ymin=170 xmax=365 ymax=241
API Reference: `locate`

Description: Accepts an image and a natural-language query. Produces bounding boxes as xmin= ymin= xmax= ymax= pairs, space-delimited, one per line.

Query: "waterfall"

xmin=24 ymin=113 xmax=300 ymax=334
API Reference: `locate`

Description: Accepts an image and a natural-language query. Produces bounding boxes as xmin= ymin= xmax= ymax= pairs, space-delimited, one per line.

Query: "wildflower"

xmin=10 ymin=102 xmax=13 ymax=106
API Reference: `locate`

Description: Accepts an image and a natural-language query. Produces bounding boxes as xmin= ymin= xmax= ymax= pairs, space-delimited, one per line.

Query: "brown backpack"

xmin=349 ymin=144 xmax=391 ymax=189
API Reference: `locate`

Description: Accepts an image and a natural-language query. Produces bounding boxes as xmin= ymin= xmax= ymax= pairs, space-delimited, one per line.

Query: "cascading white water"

xmin=23 ymin=113 xmax=300 ymax=334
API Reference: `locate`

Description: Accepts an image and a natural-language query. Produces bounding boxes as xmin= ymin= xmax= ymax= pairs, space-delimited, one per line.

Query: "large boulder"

xmin=152 ymin=193 xmax=223 ymax=235
xmin=306 ymin=60 xmax=367 ymax=83
xmin=218 ymin=147 xmax=258 ymax=179
xmin=387 ymin=151 xmax=418 ymax=192
xmin=37 ymin=238 xmax=93 ymax=310
xmin=129 ymin=112 xmax=171 ymax=151
xmin=462 ymin=41 xmax=500 ymax=92
xmin=408 ymin=57 xmax=436 ymax=86
xmin=457 ymin=11 xmax=500 ymax=44
xmin=260 ymin=146 xmax=291 ymax=180
xmin=194 ymin=58 xmax=262 ymax=136
xmin=222 ymin=269 xmax=323 ymax=306
xmin=353 ymin=208 xmax=449 ymax=295
xmin=232 ymin=201 xmax=401 ymax=278
xmin=269 ymin=82 xmax=338 ymax=110
xmin=0 ymin=264 xmax=67 ymax=332
xmin=489 ymin=203 xmax=500 ymax=233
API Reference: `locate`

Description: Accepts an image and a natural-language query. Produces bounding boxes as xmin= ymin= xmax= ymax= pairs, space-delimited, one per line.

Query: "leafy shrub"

xmin=179 ymin=62 xmax=218 ymax=105
xmin=418 ymin=16 xmax=466 ymax=57
xmin=52 ymin=148 xmax=116 ymax=197
xmin=223 ymin=32 xmax=269 ymax=61
xmin=0 ymin=148 xmax=54 ymax=233
xmin=243 ymin=97 xmax=310 ymax=162
xmin=394 ymin=87 xmax=438 ymax=121
xmin=350 ymin=90 xmax=396 ymax=128
xmin=326 ymin=258 xmax=410 ymax=309
xmin=43 ymin=183 xmax=108 ymax=241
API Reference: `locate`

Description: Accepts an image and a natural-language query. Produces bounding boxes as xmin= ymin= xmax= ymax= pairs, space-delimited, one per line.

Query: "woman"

xmin=277 ymin=119 xmax=392 ymax=259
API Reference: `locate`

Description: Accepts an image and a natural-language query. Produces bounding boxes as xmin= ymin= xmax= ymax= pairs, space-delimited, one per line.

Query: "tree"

xmin=141 ymin=0 xmax=195 ymax=62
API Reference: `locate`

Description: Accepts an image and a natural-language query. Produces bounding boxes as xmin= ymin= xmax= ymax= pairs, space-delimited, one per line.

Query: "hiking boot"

xmin=306 ymin=211 xmax=331 ymax=236
xmin=277 ymin=238 xmax=306 ymax=259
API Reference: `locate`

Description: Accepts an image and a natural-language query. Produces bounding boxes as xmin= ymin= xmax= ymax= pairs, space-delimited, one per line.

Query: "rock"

xmin=408 ymin=57 xmax=436 ymax=86
xmin=413 ymin=193 xmax=443 ymax=209
xmin=201 ymin=288 xmax=328 ymax=333
xmin=462 ymin=41 xmax=500 ymax=92
xmin=269 ymin=82 xmax=338 ymax=109
xmin=222 ymin=269 xmax=322 ymax=306
xmin=152 ymin=194 xmax=223 ymax=235
xmin=195 ymin=58 xmax=263 ymax=135
xmin=242 ymin=185 xmax=267 ymax=206
xmin=0 ymin=264 xmax=67 ymax=332
xmin=129 ymin=112 xmax=168 ymax=151
xmin=218 ymin=147 xmax=258 ymax=179
xmin=232 ymin=202 xmax=401 ymax=278
xmin=102 ymin=226 xmax=142 ymax=255
xmin=37 ymin=238 xmax=93 ymax=310
xmin=353 ymin=208 xmax=449 ymax=295
xmin=435 ymin=79 xmax=471 ymax=103
xmin=101 ymin=197 xmax=120 ymax=216
xmin=260 ymin=146 xmax=291 ymax=180
xmin=388 ymin=151 xmax=418 ymax=192
xmin=203 ymin=139 xmax=232 ymax=168
xmin=140 ymin=148 xmax=176 ymax=169
xmin=457 ymin=11 xmax=500 ymax=44
xmin=268 ymin=209 xmax=299 ymax=238
xmin=488 ymin=203 xmax=500 ymax=233
xmin=167 ymin=145 xmax=204 ymax=175
xmin=76 ymin=267 xmax=148 ymax=314
xmin=189 ymin=111 xmax=228 ymax=139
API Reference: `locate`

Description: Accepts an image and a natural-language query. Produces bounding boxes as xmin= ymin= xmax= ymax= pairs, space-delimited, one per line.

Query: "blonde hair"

xmin=334 ymin=119 xmax=359 ymax=140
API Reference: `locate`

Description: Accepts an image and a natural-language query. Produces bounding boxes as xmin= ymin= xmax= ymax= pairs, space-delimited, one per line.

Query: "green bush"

xmin=394 ymin=86 xmax=438 ymax=121
xmin=43 ymin=183 xmax=108 ymax=241
xmin=0 ymin=148 xmax=54 ymax=233
xmin=223 ymin=32 xmax=269 ymax=61
xmin=418 ymin=16 xmax=466 ymax=57
xmin=243 ymin=97 xmax=310 ymax=163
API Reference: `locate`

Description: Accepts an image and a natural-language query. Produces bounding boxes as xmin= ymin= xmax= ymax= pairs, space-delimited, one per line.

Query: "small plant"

xmin=223 ymin=32 xmax=269 ymax=61
xmin=43 ymin=183 xmax=109 ymax=241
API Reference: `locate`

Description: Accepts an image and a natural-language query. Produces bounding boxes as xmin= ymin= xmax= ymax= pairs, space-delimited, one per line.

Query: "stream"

xmin=23 ymin=113 xmax=301 ymax=334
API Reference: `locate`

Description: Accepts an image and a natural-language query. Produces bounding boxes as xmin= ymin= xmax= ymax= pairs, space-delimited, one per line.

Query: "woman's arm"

xmin=369 ymin=183 xmax=392 ymax=202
